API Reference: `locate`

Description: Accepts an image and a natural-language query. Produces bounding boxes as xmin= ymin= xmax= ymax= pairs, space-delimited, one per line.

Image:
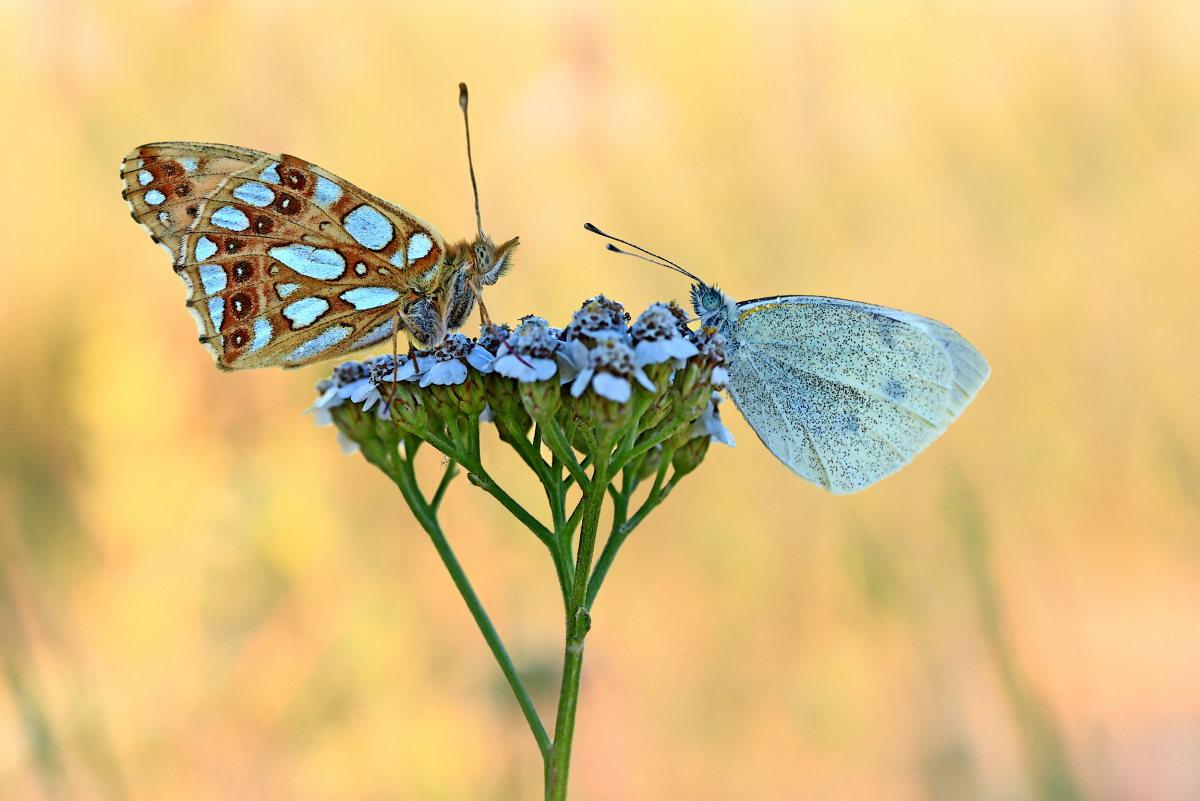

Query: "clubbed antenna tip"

xmin=584 ymin=222 xmax=702 ymax=283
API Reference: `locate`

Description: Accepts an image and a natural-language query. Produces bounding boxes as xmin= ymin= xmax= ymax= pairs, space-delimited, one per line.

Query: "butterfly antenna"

xmin=459 ymin=83 xmax=484 ymax=239
xmin=584 ymin=222 xmax=703 ymax=282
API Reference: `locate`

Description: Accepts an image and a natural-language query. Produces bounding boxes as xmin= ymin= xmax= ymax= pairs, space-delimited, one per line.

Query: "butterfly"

xmin=121 ymin=84 xmax=517 ymax=371
xmin=587 ymin=224 xmax=990 ymax=495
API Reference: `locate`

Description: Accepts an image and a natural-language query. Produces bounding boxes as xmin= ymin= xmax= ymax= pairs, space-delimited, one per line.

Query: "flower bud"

xmin=671 ymin=431 xmax=711 ymax=478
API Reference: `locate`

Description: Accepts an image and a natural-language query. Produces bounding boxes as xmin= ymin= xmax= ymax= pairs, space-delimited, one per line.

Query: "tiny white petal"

xmin=591 ymin=372 xmax=632 ymax=402
xmin=634 ymin=367 xmax=656 ymax=392
xmin=420 ymin=360 xmax=468 ymax=387
xmin=570 ymin=367 xmax=596 ymax=398
xmin=494 ymin=354 xmax=557 ymax=382
xmin=336 ymin=429 xmax=361 ymax=455
xmin=466 ymin=345 xmax=496 ymax=372
xmin=351 ymin=383 xmax=378 ymax=404
xmin=360 ymin=389 xmax=383 ymax=412
xmin=336 ymin=378 xmax=372 ymax=401
xmin=559 ymin=339 xmax=588 ymax=369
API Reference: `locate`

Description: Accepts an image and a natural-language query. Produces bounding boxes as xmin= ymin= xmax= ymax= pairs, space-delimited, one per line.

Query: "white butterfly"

xmin=587 ymin=224 xmax=990 ymax=495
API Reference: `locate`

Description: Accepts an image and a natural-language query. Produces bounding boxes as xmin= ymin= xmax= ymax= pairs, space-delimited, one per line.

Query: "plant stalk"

xmin=545 ymin=449 xmax=609 ymax=800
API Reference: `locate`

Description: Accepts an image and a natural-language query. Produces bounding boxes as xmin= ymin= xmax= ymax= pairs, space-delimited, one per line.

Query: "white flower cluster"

xmin=307 ymin=296 xmax=734 ymax=450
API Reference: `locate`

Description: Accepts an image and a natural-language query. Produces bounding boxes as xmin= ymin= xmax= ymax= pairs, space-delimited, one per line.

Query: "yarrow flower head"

xmin=492 ymin=316 xmax=561 ymax=382
xmin=569 ymin=338 xmax=654 ymax=403
xmin=311 ymin=293 xmax=734 ymax=463
xmin=420 ymin=333 xmax=495 ymax=387
xmin=630 ymin=301 xmax=700 ymax=368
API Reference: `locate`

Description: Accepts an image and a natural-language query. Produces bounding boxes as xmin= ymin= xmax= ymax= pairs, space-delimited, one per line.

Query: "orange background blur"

xmin=2 ymin=1 xmax=1199 ymax=799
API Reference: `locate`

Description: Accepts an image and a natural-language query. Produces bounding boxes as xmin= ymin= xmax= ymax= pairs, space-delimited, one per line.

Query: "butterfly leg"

xmin=469 ymin=273 xmax=534 ymax=369
xmin=384 ymin=307 xmax=423 ymax=414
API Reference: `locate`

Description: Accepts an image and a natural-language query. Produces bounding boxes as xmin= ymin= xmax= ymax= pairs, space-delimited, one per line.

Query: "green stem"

xmin=364 ymin=437 xmax=552 ymax=760
xmin=539 ymin=416 xmax=591 ymax=488
xmin=430 ymin=458 xmax=458 ymax=512
xmin=546 ymin=449 xmax=609 ymax=800
xmin=586 ymin=451 xmax=677 ymax=610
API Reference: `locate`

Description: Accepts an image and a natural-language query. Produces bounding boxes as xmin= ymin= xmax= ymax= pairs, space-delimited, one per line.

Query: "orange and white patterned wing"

xmin=121 ymin=143 xmax=448 ymax=370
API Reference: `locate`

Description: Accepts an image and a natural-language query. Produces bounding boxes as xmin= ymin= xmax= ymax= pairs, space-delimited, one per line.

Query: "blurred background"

xmin=2 ymin=0 xmax=1199 ymax=798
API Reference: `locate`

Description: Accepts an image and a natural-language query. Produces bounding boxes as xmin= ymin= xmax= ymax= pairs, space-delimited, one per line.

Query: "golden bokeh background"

xmin=2 ymin=1 xmax=1199 ymax=798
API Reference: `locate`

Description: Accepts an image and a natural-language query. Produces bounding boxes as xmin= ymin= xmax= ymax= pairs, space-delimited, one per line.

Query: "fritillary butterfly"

xmin=121 ymin=84 xmax=517 ymax=371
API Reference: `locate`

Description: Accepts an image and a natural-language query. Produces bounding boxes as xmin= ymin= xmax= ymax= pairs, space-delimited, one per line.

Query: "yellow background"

xmin=2 ymin=1 xmax=1199 ymax=798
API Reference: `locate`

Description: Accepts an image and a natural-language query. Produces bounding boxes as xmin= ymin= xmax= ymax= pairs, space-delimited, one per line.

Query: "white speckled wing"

xmin=725 ymin=296 xmax=990 ymax=494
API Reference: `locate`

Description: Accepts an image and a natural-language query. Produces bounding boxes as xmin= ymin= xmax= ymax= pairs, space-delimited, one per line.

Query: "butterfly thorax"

xmin=427 ymin=234 xmax=519 ymax=341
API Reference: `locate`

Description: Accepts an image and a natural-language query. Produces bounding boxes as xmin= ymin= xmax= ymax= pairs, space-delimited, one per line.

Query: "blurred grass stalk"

xmin=947 ymin=474 xmax=1085 ymax=801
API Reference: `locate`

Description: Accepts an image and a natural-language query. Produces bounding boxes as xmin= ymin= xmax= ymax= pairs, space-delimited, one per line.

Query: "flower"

xmin=419 ymin=333 xmax=496 ymax=387
xmin=476 ymin=323 xmax=513 ymax=356
xmin=561 ymin=295 xmax=630 ymax=345
xmin=492 ymin=316 xmax=561 ymax=382
xmin=570 ymin=339 xmax=655 ymax=403
xmin=693 ymin=325 xmax=730 ymax=389
xmin=304 ymin=361 xmax=374 ymax=425
xmin=691 ymin=392 xmax=735 ymax=446
xmin=630 ymin=302 xmax=700 ymax=368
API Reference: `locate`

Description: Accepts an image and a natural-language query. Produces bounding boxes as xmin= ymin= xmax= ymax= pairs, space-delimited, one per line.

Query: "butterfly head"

xmin=456 ymin=234 xmax=519 ymax=287
xmin=691 ymin=282 xmax=736 ymax=326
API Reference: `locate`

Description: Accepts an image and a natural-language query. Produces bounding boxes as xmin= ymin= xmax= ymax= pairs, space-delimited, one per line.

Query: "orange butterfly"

xmin=121 ymin=84 xmax=517 ymax=371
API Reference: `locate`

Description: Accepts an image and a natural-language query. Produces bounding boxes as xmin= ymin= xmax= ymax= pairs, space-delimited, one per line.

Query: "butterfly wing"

xmin=726 ymin=296 xmax=989 ymax=494
xmin=121 ymin=143 xmax=447 ymax=370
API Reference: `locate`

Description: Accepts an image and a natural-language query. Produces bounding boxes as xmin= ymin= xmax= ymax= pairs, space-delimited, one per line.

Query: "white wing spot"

xmin=208 ymin=297 xmax=225 ymax=331
xmin=283 ymin=297 xmax=330 ymax=329
xmin=233 ymin=181 xmax=275 ymax=207
xmin=275 ymin=282 xmax=300 ymax=299
xmin=249 ymin=318 xmax=273 ymax=352
xmin=158 ymin=212 xmax=170 ymax=225
xmin=314 ymin=176 xmax=342 ymax=207
xmin=268 ymin=244 xmax=346 ymax=280
xmin=180 ymin=158 xmax=198 ymax=172
xmin=145 ymin=189 xmax=166 ymax=206
xmin=259 ymin=163 xmax=281 ymax=183
xmin=340 ymin=287 xmax=400 ymax=310
xmin=352 ymin=317 xmax=395 ymax=348
xmin=285 ymin=325 xmax=351 ymax=361
xmin=354 ymin=262 xmax=367 ymax=276
xmin=198 ymin=264 xmax=227 ymax=294
xmin=138 ymin=170 xmax=153 ymax=185
xmin=407 ymin=234 xmax=433 ymax=262
xmin=194 ymin=236 xmax=217 ymax=262
xmin=211 ymin=205 xmax=250 ymax=231
xmin=343 ymin=205 xmax=394 ymax=250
